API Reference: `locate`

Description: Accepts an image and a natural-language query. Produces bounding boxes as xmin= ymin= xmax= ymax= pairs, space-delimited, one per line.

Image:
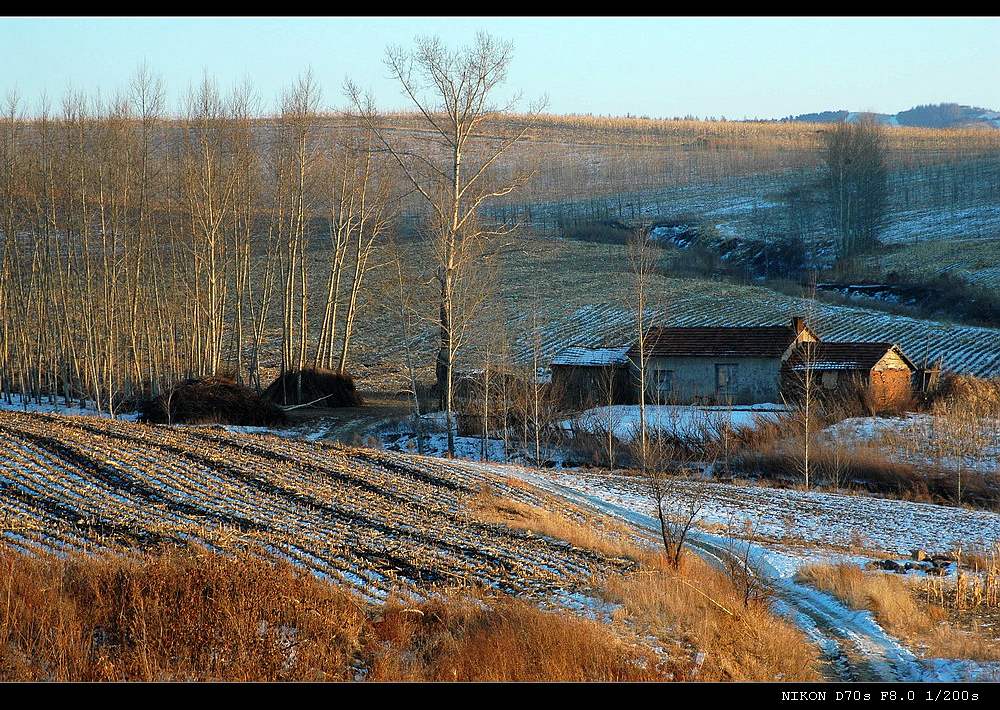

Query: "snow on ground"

xmin=0 ymin=395 xmax=139 ymax=421
xmin=825 ymin=414 xmax=1000 ymax=475
xmin=565 ymin=404 xmax=786 ymax=440
xmin=515 ymin=468 xmax=1000 ymax=558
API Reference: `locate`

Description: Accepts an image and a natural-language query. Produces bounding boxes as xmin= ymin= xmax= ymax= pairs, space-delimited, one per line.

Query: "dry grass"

xmin=469 ymin=485 xmax=641 ymax=562
xmin=471 ymin=485 xmax=822 ymax=680
xmin=601 ymin=553 xmax=821 ymax=681
xmin=0 ymin=545 xmax=672 ymax=682
xmin=796 ymin=563 xmax=1000 ymax=662
xmin=366 ymin=592 xmax=670 ymax=681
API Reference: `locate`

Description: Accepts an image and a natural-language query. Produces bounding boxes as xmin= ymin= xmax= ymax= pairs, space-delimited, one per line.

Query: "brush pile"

xmin=139 ymin=376 xmax=287 ymax=426
xmin=263 ymin=368 xmax=362 ymax=408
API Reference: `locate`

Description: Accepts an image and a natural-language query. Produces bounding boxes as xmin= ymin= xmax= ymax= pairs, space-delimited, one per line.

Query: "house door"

xmin=715 ymin=364 xmax=738 ymax=401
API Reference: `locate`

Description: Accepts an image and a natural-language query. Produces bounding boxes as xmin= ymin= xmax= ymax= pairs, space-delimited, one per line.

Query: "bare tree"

xmin=387 ymin=234 xmax=426 ymax=455
xmin=626 ymin=228 xmax=658 ymax=469
xmin=347 ymin=32 xmax=543 ymax=456
xmin=724 ymin=516 xmax=767 ymax=608
xmin=638 ymin=431 xmax=710 ymax=569
xmin=825 ymin=114 xmax=888 ymax=260
xmin=595 ymin=365 xmax=624 ymax=472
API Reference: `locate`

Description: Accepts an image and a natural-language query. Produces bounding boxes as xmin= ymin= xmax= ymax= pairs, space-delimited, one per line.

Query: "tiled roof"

xmin=627 ymin=326 xmax=800 ymax=360
xmin=551 ymin=346 xmax=630 ymax=367
xmin=784 ymin=342 xmax=915 ymax=372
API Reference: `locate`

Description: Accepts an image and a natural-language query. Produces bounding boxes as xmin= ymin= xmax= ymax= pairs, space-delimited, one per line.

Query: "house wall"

xmin=782 ymin=361 xmax=914 ymax=412
xmin=551 ymin=365 xmax=631 ymax=409
xmin=636 ymin=356 xmax=783 ymax=405
xmin=871 ymin=354 xmax=914 ymax=411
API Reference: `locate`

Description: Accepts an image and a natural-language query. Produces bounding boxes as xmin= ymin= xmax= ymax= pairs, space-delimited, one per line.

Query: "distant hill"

xmin=781 ymin=103 xmax=1000 ymax=129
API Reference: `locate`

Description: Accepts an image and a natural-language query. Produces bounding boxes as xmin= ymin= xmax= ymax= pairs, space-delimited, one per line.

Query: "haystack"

xmin=139 ymin=376 xmax=287 ymax=426
xmin=263 ymin=368 xmax=363 ymax=408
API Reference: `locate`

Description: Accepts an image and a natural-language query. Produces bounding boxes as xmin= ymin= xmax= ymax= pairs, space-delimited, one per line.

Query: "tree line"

xmin=0 ymin=34 xmax=539 ymax=461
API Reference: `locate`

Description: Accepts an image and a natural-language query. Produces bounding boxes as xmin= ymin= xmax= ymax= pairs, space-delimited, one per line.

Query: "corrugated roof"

xmin=551 ymin=346 xmax=630 ymax=367
xmin=784 ymin=342 xmax=915 ymax=372
xmin=628 ymin=326 xmax=800 ymax=359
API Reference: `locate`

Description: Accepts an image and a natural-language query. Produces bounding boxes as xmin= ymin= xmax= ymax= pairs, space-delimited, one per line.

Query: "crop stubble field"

xmin=0 ymin=410 xmax=636 ymax=605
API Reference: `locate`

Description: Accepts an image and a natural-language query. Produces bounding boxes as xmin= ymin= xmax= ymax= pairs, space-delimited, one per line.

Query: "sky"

xmin=2 ymin=16 xmax=999 ymax=119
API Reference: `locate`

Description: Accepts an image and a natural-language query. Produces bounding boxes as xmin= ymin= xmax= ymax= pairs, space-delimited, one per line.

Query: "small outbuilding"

xmin=782 ymin=341 xmax=917 ymax=412
xmin=549 ymin=346 xmax=632 ymax=409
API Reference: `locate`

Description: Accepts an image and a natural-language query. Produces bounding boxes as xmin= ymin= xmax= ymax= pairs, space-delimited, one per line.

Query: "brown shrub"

xmin=732 ymin=439 xmax=998 ymax=509
xmin=263 ymin=368 xmax=362 ymax=408
xmin=139 ymin=376 xmax=287 ymax=427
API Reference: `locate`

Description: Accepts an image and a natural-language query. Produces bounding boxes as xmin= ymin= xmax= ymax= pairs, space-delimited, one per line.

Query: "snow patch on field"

xmin=566 ymin=404 xmax=786 ymax=440
xmin=824 ymin=414 xmax=1000 ymax=475
xmin=0 ymin=395 xmax=139 ymax=421
xmin=517 ymin=468 xmax=1000 ymax=558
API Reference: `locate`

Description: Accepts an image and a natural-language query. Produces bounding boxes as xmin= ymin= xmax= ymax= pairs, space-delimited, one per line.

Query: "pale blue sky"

xmin=2 ymin=17 xmax=998 ymax=119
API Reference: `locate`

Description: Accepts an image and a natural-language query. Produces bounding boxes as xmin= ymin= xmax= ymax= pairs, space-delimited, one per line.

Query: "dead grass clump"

xmin=601 ymin=553 xmax=821 ymax=681
xmin=0 ymin=546 xmax=672 ymax=682
xmin=263 ymin=368 xmax=363 ymax=408
xmin=367 ymin=593 xmax=670 ymax=681
xmin=0 ymin=546 xmax=364 ymax=681
xmin=469 ymin=488 xmax=639 ymax=561
xmin=925 ymin=373 xmax=1000 ymax=415
xmin=796 ymin=563 xmax=1000 ymax=662
xmin=139 ymin=376 xmax=287 ymax=426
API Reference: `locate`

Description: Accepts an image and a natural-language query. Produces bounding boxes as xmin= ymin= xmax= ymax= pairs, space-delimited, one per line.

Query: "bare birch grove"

xmin=0 ymin=66 xmax=403 ymax=414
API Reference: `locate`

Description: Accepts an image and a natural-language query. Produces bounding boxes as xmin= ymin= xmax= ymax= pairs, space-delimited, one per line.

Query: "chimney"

xmin=791 ymin=316 xmax=805 ymax=334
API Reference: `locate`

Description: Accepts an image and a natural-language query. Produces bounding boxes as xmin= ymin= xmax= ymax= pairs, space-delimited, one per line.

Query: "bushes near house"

xmin=923 ymin=372 xmax=1000 ymax=414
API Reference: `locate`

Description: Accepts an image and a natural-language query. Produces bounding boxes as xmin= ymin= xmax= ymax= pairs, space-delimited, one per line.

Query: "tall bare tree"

xmin=627 ymin=228 xmax=658 ymax=469
xmin=347 ymin=31 xmax=543 ymax=456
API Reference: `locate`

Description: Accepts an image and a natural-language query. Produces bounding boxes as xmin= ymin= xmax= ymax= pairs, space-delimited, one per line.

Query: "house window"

xmin=715 ymin=364 xmax=738 ymax=400
xmin=652 ymin=369 xmax=674 ymax=402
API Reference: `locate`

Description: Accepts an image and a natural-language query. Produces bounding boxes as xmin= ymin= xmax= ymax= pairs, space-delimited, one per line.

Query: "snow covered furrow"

xmin=0 ymin=410 xmax=634 ymax=602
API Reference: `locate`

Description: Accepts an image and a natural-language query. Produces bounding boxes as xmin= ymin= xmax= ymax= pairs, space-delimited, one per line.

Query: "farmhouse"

xmin=626 ymin=318 xmax=819 ymax=405
xmin=550 ymin=346 xmax=631 ymax=408
xmin=781 ymin=341 xmax=917 ymax=411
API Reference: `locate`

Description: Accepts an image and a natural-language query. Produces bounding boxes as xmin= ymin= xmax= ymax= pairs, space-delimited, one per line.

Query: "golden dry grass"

xmin=469 ymin=485 xmax=642 ymax=561
xmin=602 ymin=554 xmax=822 ymax=681
xmin=366 ymin=592 xmax=670 ymax=681
xmin=0 ymin=545 xmax=673 ymax=682
xmin=796 ymin=563 xmax=1000 ymax=662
